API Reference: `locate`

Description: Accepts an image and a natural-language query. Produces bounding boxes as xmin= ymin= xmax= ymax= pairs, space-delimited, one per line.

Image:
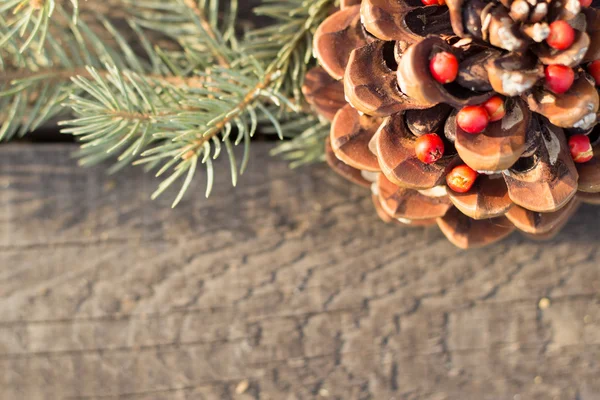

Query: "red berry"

xmin=429 ymin=51 xmax=459 ymax=84
xmin=569 ymin=134 xmax=594 ymax=163
xmin=415 ymin=133 xmax=445 ymax=164
xmin=483 ymin=96 xmax=506 ymax=122
xmin=456 ymin=105 xmax=490 ymax=134
xmin=580 ymin=0 xmax=592 ymax=7
xmin=447 ymin=165 xmax=478 ymax=193
xmin=546 ymin=21 xmax=575 ymax=50
xmin=589 ymin=60 xmax=600 ymax=86
xmin=545 ymin=65 xmax=575 ymax=94
xmin=422 ymin=0 xmax=446 ymax=5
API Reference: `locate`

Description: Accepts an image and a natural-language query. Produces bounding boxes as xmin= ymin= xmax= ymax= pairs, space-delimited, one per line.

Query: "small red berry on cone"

xmin=447 ymin=165 xmax=478 ymax=193
xmin=456 ymin=105 xmax=490 ymax=134
xmin=429 ymin=51 xmax=458 ymax=84
xmin=483 ymin=96 xmax=506 ymax=122
xmin=545 ymin=65 xmax=575 ymax=94
xmin=546 ymin=21 xmax=575 ymax=50
xmin=415 ymin=133 xmax=445 ymax=164
xmin=580 ymin=0 xmax=593 ymax=7
xmin=422 ymin=0 xmax=446 ymax=5
xmin=569 ymin=134 xmax=594 ymax=163
xmin=589 ymin=60 xmax=600 ymax=86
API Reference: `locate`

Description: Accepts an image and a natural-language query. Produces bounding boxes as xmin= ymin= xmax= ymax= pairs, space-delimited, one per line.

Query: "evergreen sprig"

xmin=0 ymin=0 xmax=80 ymax=53
xmin=60 ymin=65 xmax=175 ymax=173
xmin=125 ymin=0 xmax=239 ymax=69
xmin=0 ymin=2 xmax=190 ymax=141
xmin=0 ymin=0 xmax=336 ymax=206
xmin=244 ymin=0 xmax=332 ymax=102
xmin=136 ymin=67 xmax=292 ymax=205
xmin=270 ymin=113 xmax=330 ymax=168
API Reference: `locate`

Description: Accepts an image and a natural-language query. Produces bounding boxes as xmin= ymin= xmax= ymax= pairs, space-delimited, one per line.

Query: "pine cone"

xmin=306 ymin=0 xmax=600 ymax=248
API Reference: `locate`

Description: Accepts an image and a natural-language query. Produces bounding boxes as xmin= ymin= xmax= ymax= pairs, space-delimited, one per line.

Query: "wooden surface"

xmin=0 ymin=143 xmax=599 ymax=400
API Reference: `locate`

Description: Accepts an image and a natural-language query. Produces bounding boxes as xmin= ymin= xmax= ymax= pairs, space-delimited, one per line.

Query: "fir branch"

xmin=2 ymin=0 xmax=335 ymax=206
xmin=270 ymin=112 xmax=330 ymax=168
xmin=244 ymin=0 xmax=334 ymax=102
xmin=0 ymin=3 xmax=193 ymax=141
xmin=134 ymin=66 xmax=293 ymax=206
xmin=125 ymin=0 xmax=238 ymax=70
xmin=0 ymin=0 xmax=80 ymax=53
xmin=60 ymin=64 xmax=181 ymax=173
xmin=182 ymin=0 xmax=230 ymax=67
xmin=61 ymin=61 xmax=293 ymax=207
xmin=245 ymin=0 xmax=337 ymax=168
xmin=1 ymin=67 xmax=206 ymax=88
xmin=98 ymin=0 xmax=336 ymax=203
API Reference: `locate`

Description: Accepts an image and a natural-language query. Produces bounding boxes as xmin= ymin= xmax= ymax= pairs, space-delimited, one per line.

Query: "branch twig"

xmin=181 ymin=71 xmax=279 ymax=160
xmin=1 ymin=67 xmax=207 ymax=88
xmin=183 ymin=0 xmax=230 ymax=68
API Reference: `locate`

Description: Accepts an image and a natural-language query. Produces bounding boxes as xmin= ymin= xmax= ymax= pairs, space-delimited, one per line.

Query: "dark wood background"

xmin=1 ymin=143 xmax=599 ymax=400
xmin=2 ymin=1 xmax=600 ymax=399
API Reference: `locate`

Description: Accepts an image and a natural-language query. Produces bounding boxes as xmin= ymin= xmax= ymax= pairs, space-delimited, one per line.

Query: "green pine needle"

xmin=0 ymin=0 xmax=336 ymax=206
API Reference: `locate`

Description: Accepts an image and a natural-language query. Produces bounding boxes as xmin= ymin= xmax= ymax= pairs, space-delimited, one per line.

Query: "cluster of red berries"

xmin=422 ymin=0 xmax=590 ymax=9
xmin=456 ymin=97 xmax=506 ymax=134
xmin=429 ymin=52 xmax=506 ymax=135
xmin=425 ymin=52 xmax=505 ymax=194
xmin=544 ymin=21 xmax=577 ymax=94
xmin=421 ymin=1 xmax=591 ymax=12
xmin=542 ymin=2 xmax=598 ymax=166
xmin=446 ymin=97 xmax=507 ymax=193
xmin=414 ymin=133 xmax=479 ymax=193
xmin=421 ymin=3 xmax=600 ymax=194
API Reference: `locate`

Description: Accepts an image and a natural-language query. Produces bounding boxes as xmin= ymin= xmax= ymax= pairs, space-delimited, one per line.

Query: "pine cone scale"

xmin=447 ymin=175 xmax=513 ymax=220
xmin=331 ymin=105 xmax=382 ymax=172
xmin=344 ymin=40 xmax=421 ymax=116
xmin=378 ymin=173 xmax=453 ymax=219
xmin=397 ymin=37 xmax=494 ymax=107
xmin=374 ymin=113 xmax=459 ymax=189
xmin=454 ymin=98 xmax=529 ymax=172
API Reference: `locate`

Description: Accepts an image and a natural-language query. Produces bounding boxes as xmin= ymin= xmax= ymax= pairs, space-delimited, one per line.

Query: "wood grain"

xmin=0 ymin=144 xmax=599 ymax=400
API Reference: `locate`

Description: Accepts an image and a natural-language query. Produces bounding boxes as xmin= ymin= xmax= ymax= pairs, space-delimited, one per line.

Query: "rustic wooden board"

xmin=0 ymin=144 xmax=599 ymax=400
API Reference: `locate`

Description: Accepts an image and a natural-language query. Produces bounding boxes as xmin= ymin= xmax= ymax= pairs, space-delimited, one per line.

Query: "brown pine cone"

xmin=304 ymin=0 xmax=600 ymax=248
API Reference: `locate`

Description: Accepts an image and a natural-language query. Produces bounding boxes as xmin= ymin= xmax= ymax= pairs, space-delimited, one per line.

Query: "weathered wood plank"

xmin=0 ymin=143 xmax=599 ymax=400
